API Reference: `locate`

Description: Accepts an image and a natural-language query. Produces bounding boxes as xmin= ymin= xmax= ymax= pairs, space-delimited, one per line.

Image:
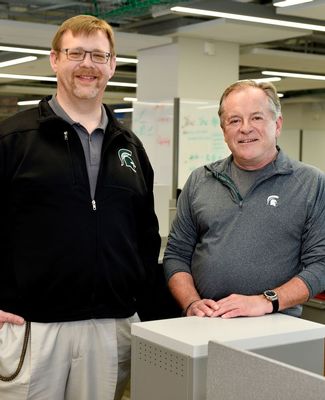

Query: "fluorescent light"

xmin=277 ymin=93 xmax=284 ymax=97
xmin=0 ymin=46 xmax=138 ymax=64
xmin=17 ymin=100 xmax=41 ymax=106
xmin=123 ymin=97 xmax=138 ymax=102
xmin=114 ymin=108 xmax=134 ymax=113
xmin=273 ymin=0 xmax=313 ymax=7
xmin=171 ymin=6 xmax=325 ymax=32
xmin=108 ymin=81 xmax=137 ymax=88
xmin=0 ymin=73 xmax=137 ymax=87
xmin=262 ymin=70 xmax=325 ymax=80
xmin=0 ymin=56 xmax=37 ymax=68
xmin=116 ymin=57 xmax=138 ymax=64
xmin=0 ymin=73 xmax=57 ymax=81
xmin=0 ymin=46 xmax=50 ymax=55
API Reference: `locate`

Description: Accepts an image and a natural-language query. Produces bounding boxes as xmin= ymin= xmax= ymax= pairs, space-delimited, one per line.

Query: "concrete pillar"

xmin=137 ymin=36 xmax=239 ymax=101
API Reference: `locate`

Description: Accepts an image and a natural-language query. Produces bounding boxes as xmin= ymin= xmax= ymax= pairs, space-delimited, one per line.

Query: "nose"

xmin=79 ymin=52 xmax=94 ymax=66
xmin=240 ymin=119 xmax=253 ymax=134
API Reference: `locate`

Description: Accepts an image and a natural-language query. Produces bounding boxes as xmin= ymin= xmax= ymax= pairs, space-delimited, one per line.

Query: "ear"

xmin=108 ymin=55 xmax=117 ymax=80
xmin=49 ymin=50 xmax=59 ymax=73
xmin=275 ymin=115 xmax=283 ymax=139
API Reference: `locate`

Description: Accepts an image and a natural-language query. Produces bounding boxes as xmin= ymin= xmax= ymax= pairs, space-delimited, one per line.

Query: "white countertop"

xmin=132 ymin=314 xmax=325 ymax=357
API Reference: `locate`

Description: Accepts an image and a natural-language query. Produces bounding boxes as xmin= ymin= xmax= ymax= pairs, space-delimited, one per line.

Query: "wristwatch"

xmin=263 ymin=290 xmax=279 ymax=313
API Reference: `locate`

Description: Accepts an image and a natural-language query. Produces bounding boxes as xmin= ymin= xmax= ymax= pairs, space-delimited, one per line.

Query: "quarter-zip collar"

xmin=204 ymin=147 xmax=293 ymax=205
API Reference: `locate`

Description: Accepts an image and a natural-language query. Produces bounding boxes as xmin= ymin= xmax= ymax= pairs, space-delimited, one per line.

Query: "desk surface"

xmin=132 ymin=315 xmax=325 ymax=357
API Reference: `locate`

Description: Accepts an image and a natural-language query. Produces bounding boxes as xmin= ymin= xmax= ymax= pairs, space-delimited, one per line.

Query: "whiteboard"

xmin=178 ymin=100 xmax=230 ymax=189
xmin=132 ymin=101 xmax=174 ymax=188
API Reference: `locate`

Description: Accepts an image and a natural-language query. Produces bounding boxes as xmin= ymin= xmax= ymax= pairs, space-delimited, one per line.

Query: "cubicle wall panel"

xmin=253 ymin=338 xmax=324 ymax=375
xmin=207 ymin=341 xmax=325 ymax=400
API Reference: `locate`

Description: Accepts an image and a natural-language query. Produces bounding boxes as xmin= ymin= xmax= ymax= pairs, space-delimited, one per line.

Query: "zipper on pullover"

xmin=205 ymin=166 xmax=243 ymax=206
xmin=92 ymin=200 xmax=97 ymax=211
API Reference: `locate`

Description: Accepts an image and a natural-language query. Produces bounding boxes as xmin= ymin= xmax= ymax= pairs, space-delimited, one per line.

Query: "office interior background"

xmin=2 ymin=4 xmax=325 ymax=241
xmin=1 ymin=3 xmax=325 ymax=398
xmin=1 ymin=1 xmax=325 ymax=170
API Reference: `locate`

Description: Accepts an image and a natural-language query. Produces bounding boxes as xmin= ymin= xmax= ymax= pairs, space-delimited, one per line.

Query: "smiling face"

xmin=50 ymin=29 xmax=116 ymax=106
xmin=221 ymin=87 xmax=282 ymax=170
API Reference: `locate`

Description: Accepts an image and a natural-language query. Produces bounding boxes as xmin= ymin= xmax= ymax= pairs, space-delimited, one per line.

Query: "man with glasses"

xmin=0 ymin=15 xmax=160 ymax=400
xmin=164 ymin=80 xmax=325 ymax=319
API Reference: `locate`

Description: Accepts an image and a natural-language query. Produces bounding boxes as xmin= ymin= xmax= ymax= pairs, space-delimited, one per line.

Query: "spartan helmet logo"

xmin=118 ymin=148 xmax=137 ymax=173
xmin=267 ymin=195 xmax=279 ymax=207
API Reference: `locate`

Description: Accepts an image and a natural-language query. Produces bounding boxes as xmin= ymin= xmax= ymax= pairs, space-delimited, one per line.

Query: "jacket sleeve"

xmin=135 ymin=148 xmax=183 ymax=320
xmin=163 ymin=170 xmax=199 ymax=282
xmin=0 ymin=135 xmax=16 ymax=309
xmin=298 ymin=170 xmax=325 ymax=297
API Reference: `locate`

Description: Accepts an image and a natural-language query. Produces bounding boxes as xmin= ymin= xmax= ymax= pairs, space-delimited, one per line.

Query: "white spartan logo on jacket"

xmin=118 ymin=148 xmax=137 ymax=173
xmin=267 ymin=195 xmax=279 ymax=207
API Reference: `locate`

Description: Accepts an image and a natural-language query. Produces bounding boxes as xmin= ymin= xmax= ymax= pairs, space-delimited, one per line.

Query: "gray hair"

xmin=218 ymin=80 xmax=282 ymax=127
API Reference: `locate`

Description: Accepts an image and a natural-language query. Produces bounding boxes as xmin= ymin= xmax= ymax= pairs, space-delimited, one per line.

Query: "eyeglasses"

xmin=60 ymin=48 xmax=111 ymax=64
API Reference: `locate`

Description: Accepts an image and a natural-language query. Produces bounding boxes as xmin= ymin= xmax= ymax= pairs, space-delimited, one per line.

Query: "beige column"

xmin=137 ymin=36 xmax=239 ymax=101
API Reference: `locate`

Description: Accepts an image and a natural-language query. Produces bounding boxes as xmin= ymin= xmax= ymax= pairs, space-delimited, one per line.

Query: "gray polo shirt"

xmin=48 ymin=96 xmax=108 ymax=199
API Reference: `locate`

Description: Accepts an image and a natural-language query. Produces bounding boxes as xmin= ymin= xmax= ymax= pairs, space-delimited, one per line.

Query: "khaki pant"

xmin=0 ymin=316 xmax=139 ymax=400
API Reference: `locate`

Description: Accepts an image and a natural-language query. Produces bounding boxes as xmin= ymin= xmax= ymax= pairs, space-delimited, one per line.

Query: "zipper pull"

xmin=92 ymin=200 xmax=97 ymax=211
xmin=64 ymin=131 xmax=68 ymax=141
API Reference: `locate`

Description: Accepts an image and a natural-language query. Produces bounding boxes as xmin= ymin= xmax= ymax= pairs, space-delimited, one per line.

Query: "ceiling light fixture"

xmin=117 ymin=57 xmax=138 ymax=64
xmin=0 ymin=73 xmax=57 ymax=82
xmin=114 ymin=108 xmax=134 ymax=113
xmin=171 ymin=6 xmax=325 ymax=32
xmin=273 ymin=0 xmax=313 ymax=7
xmin=0 ymin=46 xmax=50 ymax=55
xmin=262 ymin=70 xmax=325 ymax=80
xmin=123 ymin=97 xmax=138 ymax=102
xmin=17 ymin=100 xmax=41 ymax=106
xmin=0 ymin=56 xmax=37 ymax=68
xmin=108 ymin=82 xmax=138 ymax=88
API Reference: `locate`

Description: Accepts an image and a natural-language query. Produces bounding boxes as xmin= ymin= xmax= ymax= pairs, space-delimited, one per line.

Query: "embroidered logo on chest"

xmin=118 ymin=148 xmax=137 ymax=173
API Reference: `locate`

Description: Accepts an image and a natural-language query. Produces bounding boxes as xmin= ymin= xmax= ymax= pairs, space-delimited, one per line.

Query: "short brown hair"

xmin=52 ymin=15 xmax=116 ymax=56
xmin=218 ymin=80 xmax=282 ymax=127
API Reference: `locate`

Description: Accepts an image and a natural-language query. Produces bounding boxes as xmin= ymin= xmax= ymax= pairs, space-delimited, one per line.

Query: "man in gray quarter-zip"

xmin=164 ymin=80 xmax=325 ymax=319
xmin=0 ymin=15 xmax=160 ymax=400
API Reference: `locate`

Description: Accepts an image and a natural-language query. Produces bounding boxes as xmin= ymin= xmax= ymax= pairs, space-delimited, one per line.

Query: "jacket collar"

xmin=206 ymin=146 xmax=293 ymax=177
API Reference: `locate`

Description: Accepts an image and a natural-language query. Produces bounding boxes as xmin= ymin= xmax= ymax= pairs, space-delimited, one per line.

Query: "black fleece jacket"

xmin=0 ymin=97 xmax=161 ymax=322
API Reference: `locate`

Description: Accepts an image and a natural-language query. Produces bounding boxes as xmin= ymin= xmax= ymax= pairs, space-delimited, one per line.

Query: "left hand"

xmin=211 ymin=294 xmax=272 ymax=318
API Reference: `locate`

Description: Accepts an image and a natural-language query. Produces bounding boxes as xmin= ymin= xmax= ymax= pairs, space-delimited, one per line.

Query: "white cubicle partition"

xmin=207 ymin=341 xmax=325 ymax=400
xmin=131 ymin=315 xmax=325 ymax=400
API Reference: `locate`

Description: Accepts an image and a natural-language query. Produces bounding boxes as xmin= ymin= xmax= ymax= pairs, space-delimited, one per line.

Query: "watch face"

xmin=264 ymin=290 xmax=278 ymax=300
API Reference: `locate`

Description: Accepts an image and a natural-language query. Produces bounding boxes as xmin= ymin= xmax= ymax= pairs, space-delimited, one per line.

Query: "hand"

xmin=0 ymin=310 xmax=25 ymax=329
xmin=211 ymin=294 xmax=272 ymax=318
xmin=186 ymin=299 xmax=220 ymax=317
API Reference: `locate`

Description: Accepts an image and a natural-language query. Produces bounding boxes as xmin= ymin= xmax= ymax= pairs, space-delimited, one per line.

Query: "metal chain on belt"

xmin=0 ymin=321 xmax=31 ymax=382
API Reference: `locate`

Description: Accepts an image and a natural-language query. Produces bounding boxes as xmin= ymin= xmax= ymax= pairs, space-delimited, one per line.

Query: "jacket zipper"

xmin=64 ymin=131 xmax=97 ymax=212
xmin=63 ymin=131 xmax=77 ymax=185
xmin=206 ymin=167 xmax=243 ymax=206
